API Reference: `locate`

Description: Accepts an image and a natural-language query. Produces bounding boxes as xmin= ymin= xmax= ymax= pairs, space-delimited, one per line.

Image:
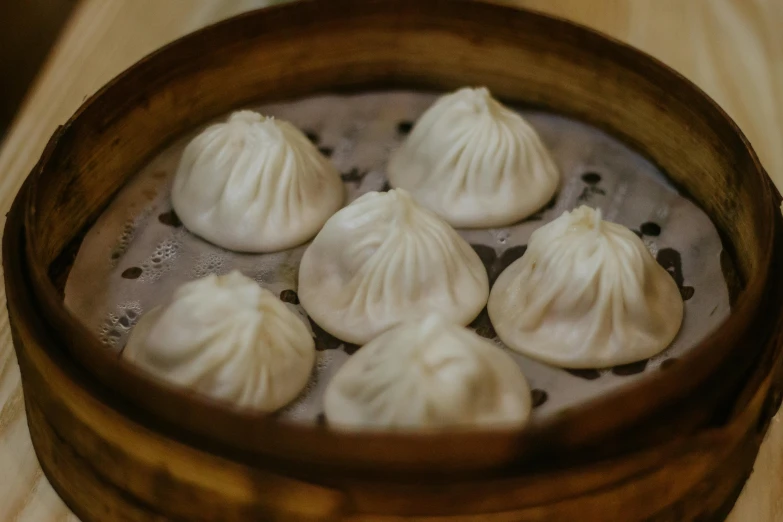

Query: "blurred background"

xmin=0 ymin=0 xmax=76 ymax=139
xmin=0 ymin=0 xmax=780 ymax=181
xmin=0 ymin=0 xmax=293 ymax=141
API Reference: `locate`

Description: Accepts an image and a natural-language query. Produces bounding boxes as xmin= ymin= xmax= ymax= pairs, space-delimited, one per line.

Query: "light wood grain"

xmin=0 ymin=0 xmax=781 ymax=520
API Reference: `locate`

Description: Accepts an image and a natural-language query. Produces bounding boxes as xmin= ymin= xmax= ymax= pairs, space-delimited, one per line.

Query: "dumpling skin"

xmin=172 ymin=111 xmax=344 ymax=253
xmin=298 ymin=189 xmax=489 ymax=345
xmin=123 ymin=271 xmax=315 ymax=411
xmin=388 ymin=87 xmax=559 ymax=228
xmin=324 ymin=315 xmax=532 ymax=430
xmin=488 ymin=206 xmax=683 ymax=369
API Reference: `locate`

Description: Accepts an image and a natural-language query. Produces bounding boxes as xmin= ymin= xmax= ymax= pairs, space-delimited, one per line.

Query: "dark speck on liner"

xmin=305 ymin=131 xmax=319 ymax=144
xmin=581 ymin=172 xmax=602 ymax=185
xmin=279 ymin=289 xmax=299 ymax=305
xmin=640 ymin=222 xmax=662 ymax=236
xmin=531 ymin=389 xmax=548 ymax=408
xmin=577 ymin=185 xmax=606 ymax=203
xmin=121 ymin=267 xmax=143 ymax=279
xmin=566 ymin=368 xmax=602 ymax=380
xmin=611 ymin=359 xmax=648 ymax=376
xmin=318 ymin=146 xmax=334 ymax=157
xmin=158 ymin=210 xmax=182 ymax=227
xmin=396 ymin=121 xmax=414 ymax=134
xmin=341 ymin=168 xmax=364 ymax=183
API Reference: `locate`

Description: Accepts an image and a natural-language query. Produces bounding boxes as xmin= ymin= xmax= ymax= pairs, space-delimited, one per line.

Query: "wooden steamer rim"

xmin=7 ymin=202 xmax=783 ymax=519
xmin=8 ymin=0 xmax=782 ymax=478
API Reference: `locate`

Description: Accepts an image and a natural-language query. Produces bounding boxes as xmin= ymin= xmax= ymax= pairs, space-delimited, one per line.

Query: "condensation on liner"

xmin=64 ymin=91 xmax=730 ymax=425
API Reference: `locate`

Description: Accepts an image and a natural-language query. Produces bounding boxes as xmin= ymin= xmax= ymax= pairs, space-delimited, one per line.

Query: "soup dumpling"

xmin=488 ymin=206 xmax=683 ymax=368
xmin=298 ymin=189 xmax=489 ymax=345
xmin=172 ymin=110 xmax=344 ymax=253
xmin=388 ymin=87 xmax=559 ymax=228
xmin=325 ymin=315 xmax=532 ymax=429
xmin=123 ymin=271 xmax=315 ymax=411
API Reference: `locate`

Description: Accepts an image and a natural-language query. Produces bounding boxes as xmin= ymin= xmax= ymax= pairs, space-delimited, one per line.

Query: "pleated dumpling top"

xmin=172 ymin=110 xmax=344 ymax=253
xmin=298 ymin=189 xmax=489 ymax=345
xmin=488 ymin=206 xmax=683 ymax=368
xmin=388 ymin=87 xmax=559 ymax=228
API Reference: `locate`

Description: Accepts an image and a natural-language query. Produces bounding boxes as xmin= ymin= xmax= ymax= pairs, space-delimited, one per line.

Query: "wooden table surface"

xmin=0 ymin=1 xmax=781 ymax=520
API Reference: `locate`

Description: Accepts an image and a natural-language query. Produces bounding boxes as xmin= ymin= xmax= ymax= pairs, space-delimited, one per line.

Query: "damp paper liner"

xmin=64 ymin=91 xmax=730 ymax=424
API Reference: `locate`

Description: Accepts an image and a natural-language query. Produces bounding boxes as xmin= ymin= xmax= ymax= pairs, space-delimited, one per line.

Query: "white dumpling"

xmin=324 ymin=315 xmax=531 ymax=429
xmin=388 ymin=87 xmax=559 ymax=228
xmin=488 ymin=206 xmax=683 ymax=369
xmin=123 ymin=271 xmax=315 ymax=411
xmin=172 ymin=111 xmax=344 ymax=253
xmin=298 ymin=188 xmax=489 ymax=345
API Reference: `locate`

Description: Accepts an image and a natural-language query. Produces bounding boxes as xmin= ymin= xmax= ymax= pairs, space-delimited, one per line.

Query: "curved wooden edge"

xmin=21 ymin=387 xmax=761 ymax=521
xmin=7 ymin=185 xmax=347 ymax=521
xmin=7 ymin=181 xmax=783 ymax=521
xmin=10 ymin=0 xmax=782 ymax=473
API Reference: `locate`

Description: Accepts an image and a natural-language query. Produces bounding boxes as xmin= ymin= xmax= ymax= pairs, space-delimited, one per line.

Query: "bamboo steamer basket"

xmin=4 ymin=0 xmax=783 ymax=520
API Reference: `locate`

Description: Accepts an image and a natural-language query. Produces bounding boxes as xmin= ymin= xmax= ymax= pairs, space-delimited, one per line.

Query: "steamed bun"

xmin=298 ymin=188 xmax=489 ymax=345
xmin=324 ymin=315 xmax=531 ymax=429
xmin=172 ymin=110 xmax=344 ymax=253
xmin=388 ymin=87 xmax=559 ymax=227
xmin=123 ymin=271 xmax=315 ymax=411
xmin=488 ymin=206 xmax=683 ymax=368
